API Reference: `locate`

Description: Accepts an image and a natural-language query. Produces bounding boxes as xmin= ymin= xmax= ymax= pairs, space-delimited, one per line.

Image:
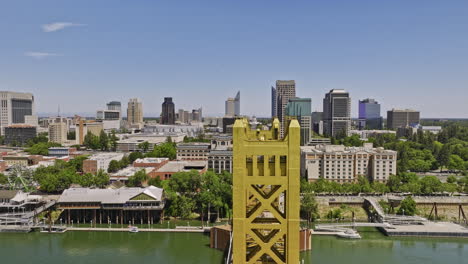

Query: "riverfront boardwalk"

xmin=381 ymin=222 xmax=468 ymax=237
xmin=67 ymin=227 xmax=210 ymax=233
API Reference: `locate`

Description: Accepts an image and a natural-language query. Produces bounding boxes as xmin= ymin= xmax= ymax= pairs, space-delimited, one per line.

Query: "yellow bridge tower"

xmin=233 ymin=118 xmax=300 ymax=264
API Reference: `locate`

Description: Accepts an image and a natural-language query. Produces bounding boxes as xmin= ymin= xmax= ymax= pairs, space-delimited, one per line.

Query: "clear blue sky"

xmin=1 ymin=0 xmax=467 ymax=118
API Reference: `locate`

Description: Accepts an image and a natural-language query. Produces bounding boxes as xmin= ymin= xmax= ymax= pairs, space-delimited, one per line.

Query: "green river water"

xmin=0 ymin=229 xmax=466 ymax=264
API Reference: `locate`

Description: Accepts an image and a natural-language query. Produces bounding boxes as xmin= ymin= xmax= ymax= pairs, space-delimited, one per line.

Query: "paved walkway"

xmin=67 ymin=227 xmax=210 ymax=233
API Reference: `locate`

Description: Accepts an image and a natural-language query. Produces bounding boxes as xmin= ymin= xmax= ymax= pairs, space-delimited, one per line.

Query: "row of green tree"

xmin=301 ymin=173 xmax=468 ymax=195
xmin=83 ymin=130 xmax=119 ymax=151
xmin=116 ymin=169 xmax=233 ymax=221
xmin=333 ymin=123 xmax=468 ymax=174
xmin=32 ymin=157 xmax=109 ymax=193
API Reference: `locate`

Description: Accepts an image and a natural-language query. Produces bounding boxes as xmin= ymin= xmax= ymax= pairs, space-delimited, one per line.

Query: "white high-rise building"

xmin=0 ymin=91 xmax=35 ymax=135
xmin=127 ymin=98 xmax=143 ymax=128
xmin=49 ymin=122 xmax=68 ymax=144
xmin=274 ymin=80 xmax=296 ymax=138
xmin=225 ymin=91 xmax=240 ymax=117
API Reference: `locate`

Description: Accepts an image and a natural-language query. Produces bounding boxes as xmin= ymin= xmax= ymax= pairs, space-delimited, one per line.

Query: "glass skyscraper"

xmin=358 ymin=98 xmax=382 ymax=130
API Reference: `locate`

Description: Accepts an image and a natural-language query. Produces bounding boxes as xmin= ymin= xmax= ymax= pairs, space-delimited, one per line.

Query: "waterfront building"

xmin=301 ymin=143 xmax=397 ymax=183
xmin=161 ymin=97 xmax=176 ymax=125
xmin=127 ymin=98 xmax=144 ymax=129
xmin=57 ymin=186 xmax=165 ymax=225
xmin=358 ymin=98 xmax=383 ymax=130
xmin=48 ymin=122 xmax=68 ymax=144
xmin=4 ymin=124 xmax=37 ymax=146
xmin=285 ymin=97 xmax=312 ymax=146
xmin=323 ymin=89 xmax=351 ymax=137
xmin=176 ymin=143 xmax=211 ymax=160
xmin=0 ymin=91 xmax=35 ymax=135
xmin=273 ymin=80 xmax=296 ymax=138
xmin=386 ymin=109 xmax=420 ymax=130
xmin=83 ymin=153 xmax=125 ymax=174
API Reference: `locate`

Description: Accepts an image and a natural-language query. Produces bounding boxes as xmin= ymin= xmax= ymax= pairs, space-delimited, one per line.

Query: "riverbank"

xmin=0 ymin=228 xmax=467 ymax=264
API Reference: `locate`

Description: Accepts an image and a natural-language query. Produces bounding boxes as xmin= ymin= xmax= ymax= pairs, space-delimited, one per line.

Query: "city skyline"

xmin=1 ymin=1 xmax=468 ymax=118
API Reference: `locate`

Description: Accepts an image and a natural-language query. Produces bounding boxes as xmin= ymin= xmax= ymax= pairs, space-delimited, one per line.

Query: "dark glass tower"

xmin=161 ymin=97 xmax=175 ymax=125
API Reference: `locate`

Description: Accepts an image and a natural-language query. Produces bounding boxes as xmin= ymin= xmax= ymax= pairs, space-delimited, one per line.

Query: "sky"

xmin=1 ymin=0 xmax=467 ymax=118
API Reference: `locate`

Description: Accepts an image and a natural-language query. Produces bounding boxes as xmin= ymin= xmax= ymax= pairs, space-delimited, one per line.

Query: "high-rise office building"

xmin=161 ymin=97 xmax=175 ymax=125
xmin=4 ymin=124 xmax=37 ymax=146
xmin=0 ymin=91 xmax=35 ymax=135
xmin=225 ymin=91 xmax=240 ymax=117
xmin=106 ymin=101 xmax=122 ymax=112
xmin=271 ymin=86 xmax=277 ymax=118
xmin=285 ymin=97 xmax=312 ymax=146
xmin=49 ymin=122 xmax=68 ymax=144
xmin=274 ymin=80 xmax=296 ymax=138
xmin=311 ymin=111 xmax=324 ymax=135
xmin=358 ymin=98 xmax=382 ymax=130
xmin=387 ymin=109 xmax=420 ymax=130
xmin=127 ymin=98 xmax=143 ymax=128
xmin=323 ymin=89 xmax=351 ymax=137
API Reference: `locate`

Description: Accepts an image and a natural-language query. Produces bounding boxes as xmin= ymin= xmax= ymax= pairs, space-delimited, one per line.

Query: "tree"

xmin=67 ymin=131 xmax=76 ymax=140
xmin=448 ymin=154 xmax=465 ymax=171
xmin=447 ymin=175 xmax=458 ymax=184
xmin=25 ymin=142 xmax=61 ymax=155
xmin=301 ymin=193 xmax=319 ymax=223
xmin=437 ymin=145 xmax=451 ymax=171
xmin=148 ymin=177 xmax=162 ymax=187
xmin=128 ymin=152 xmax=144 ymax=163
xmin=169 ymin=195 xmax=195 ymax=219
xmin=109 ymin=130 xmax=119 ymax=151
xmin=83 ymin=131 xmax=100 ymax=150
xmin=99 ymin=130 xmax=109 ymax=151
xmin=147 ymin=142 xmax=176 ymax=160
xmin=94 ymin=170 xmax=110 ymax=188
xmin=0 ymin=173 xmax=8 ymax=184
xmin=419 ymin=176 xmax=443 ymax=194
xmin=397 ymin=196 xmax=417 ymax=216
xmin=108 ymin=160 xmax=121 ymax=173
xmin=138 ymin=141 xmax=150 ymax=153
xmin=127 ymin=169 xmax=149 ymax=187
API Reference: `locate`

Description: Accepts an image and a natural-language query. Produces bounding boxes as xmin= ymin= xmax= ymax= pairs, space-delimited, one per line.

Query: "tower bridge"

xmin=232 ymin=118 xmax=300 ymax=264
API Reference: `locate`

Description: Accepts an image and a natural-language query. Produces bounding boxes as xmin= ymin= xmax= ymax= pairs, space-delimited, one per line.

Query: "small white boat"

xmin=337 ymin=230 xmax=361 ymax=239
xmin=129 ymin=226 xmax=139 ymax=233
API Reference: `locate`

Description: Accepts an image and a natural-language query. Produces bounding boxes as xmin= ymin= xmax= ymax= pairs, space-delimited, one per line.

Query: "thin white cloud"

xmin=24 ymin=52 xmax=61 ymax=59
xmin=42 ymin=22 xmax=86 ymax=32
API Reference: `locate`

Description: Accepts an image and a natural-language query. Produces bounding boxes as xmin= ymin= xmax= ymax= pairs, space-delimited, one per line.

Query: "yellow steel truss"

xmin=233 ymin=118 xmax=300 ymax=264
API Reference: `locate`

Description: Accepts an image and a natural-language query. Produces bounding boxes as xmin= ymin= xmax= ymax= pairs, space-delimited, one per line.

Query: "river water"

xmin=0 ymin=229 xmax=466 ymax=264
